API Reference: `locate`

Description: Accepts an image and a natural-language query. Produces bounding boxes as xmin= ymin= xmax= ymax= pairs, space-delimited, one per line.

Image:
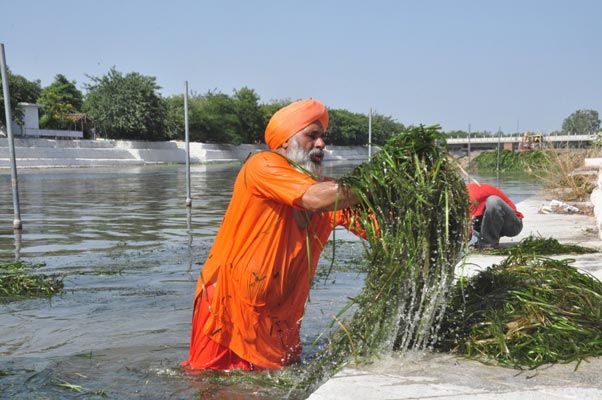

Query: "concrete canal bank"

xmin=0 ymin=137 xmax=370 ymax=168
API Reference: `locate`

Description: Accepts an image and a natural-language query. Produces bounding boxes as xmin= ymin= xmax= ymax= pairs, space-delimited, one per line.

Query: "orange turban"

xmin=265 ymin=99 xmax=329 ymax=150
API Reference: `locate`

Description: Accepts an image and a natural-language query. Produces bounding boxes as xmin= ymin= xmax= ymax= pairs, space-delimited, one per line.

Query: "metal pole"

xmin=496 ymin=126 xmax=502 ymax=181
xmin=512 ymin=119 xmax=520 ymax=151
xmin=368 ymin=108 xmax=372 ymax=161
xmin=467 ymin=123 xmax=471 ymax=174
xmin=184 ymin=81 xmax=191 ymax=207
xmin=14 ymin=230 xmax=22 ymax=261
xmin=0 ymin=43 xmax=22 ymax=230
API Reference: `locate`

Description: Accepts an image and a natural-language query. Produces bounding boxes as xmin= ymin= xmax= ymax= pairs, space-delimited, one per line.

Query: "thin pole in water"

xmin=0 ymin=43 xmax=22 ymax=230
xmin=496 ymin=126 xmax=502 ymax=181
xmin=368 ymin=108 xmax=372 ymax=161
xmin=467 ymin=123 xmax=471 ymax=176
xmin=14 ymin=230 xmax=21 ymax=261
xmin=184 ymin=81 xmax=191 ymax=207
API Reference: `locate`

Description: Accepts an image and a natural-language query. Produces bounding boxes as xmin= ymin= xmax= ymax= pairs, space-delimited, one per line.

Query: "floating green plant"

xmin=438 ymin=253 xmax=602 ymax=369
xmin=56 ymin=381 xmax=107 ymax=396
xmin=0 ymin=260 xmax=64 ymax=301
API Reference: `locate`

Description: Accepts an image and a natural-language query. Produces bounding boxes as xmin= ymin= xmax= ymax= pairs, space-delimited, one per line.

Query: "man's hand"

xmin=296 ymin=181 xmax=358 ymax=213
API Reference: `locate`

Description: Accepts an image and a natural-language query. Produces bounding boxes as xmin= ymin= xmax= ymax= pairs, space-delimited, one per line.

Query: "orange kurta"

xmin=189 ymin=151 xmax=356 ymax=369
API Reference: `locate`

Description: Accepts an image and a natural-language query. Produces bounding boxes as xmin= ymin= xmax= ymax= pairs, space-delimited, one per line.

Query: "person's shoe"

xmin=473 ymin=240 xmax=500 ymax=250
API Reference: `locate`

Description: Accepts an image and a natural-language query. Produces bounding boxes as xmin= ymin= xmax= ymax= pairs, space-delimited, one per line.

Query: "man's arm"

xmin=295 ymin=181 xmax=358 ymax=213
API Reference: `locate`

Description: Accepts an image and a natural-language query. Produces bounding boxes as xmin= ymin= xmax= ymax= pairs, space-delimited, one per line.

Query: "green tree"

xmin=0 ymin=68 xmax=41 ymax=126
xmin=562 ymin=109 xmax=601 ymax=135
xmin=445 ymin=130 xmax=469 ymax=138
xmin=233 ymin=87 xmax=263 ymax=143
xmin=38 ymin=74 xmax=83 ymax=129
xmin=166 ymin=88 xmax=263 ymax=144
xmin=328 ymin=109 xmax=367 ymax=145
xmin=165 ymin=94 xmax=185 ymax=140
xmin=197 ymin=91 xmax=241 ymax=144
xmin=370 ymin=112 xmax=404 ymax=145
xmin=83 ymin=67 xmax=167 ymax=140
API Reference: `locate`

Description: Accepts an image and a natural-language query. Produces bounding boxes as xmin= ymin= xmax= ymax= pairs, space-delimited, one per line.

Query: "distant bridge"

xmin=445 ymin=134 xmax=596 ymax=151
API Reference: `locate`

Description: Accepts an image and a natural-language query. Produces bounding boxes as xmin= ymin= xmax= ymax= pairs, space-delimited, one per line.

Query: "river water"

xmin=0 ymin=162 xmax=540 ymax=399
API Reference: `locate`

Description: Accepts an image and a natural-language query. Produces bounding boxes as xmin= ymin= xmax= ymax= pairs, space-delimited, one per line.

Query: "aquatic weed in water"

xmin=0 ymin=260 xmax=64 ymax=301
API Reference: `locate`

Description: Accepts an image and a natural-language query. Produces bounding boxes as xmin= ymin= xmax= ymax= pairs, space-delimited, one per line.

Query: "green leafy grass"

xmin=0 ymin=260 xmax=64 ymax=301
xmin=481 ymin=235 xmax=598 ymax=256
xmin=438 ymin=253 xmax=602 ymax=369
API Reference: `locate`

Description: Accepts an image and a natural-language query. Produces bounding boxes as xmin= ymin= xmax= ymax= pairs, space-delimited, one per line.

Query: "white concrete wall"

xmin=0 ymin=138 xmax=371 ymax=168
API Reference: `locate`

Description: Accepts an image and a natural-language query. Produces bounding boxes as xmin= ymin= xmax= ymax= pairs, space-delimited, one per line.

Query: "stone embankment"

xmin=0 ymin=137 xmax=370 ymax=168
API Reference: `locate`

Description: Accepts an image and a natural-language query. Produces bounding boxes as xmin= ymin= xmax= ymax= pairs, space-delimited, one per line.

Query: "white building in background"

xmin=8 ymin=102 xmax=83 ymax=139
xmin=17 ymin=103 xmax=43 ymax=133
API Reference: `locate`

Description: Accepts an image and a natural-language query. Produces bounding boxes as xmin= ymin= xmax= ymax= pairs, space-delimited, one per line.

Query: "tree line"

xmin=1 ymin=67 xmax=600 ymax=145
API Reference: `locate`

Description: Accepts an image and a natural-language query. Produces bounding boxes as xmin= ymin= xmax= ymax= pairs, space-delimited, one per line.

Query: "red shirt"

xmin=466 ymin=183 xmax=524 ymax=220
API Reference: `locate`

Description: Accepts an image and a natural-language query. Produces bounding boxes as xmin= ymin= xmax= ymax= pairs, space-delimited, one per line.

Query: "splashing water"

xmin=299 ymin=125 xmax=469 ymax=388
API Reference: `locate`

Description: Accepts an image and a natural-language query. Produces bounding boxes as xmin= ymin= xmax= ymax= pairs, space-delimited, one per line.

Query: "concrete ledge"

xmin=0 ymin=138 xmax=371 ymax=168
xmin=0 ymin=158 xmax=145 ymax=168
xmin=310 ymin=353 xmax=602 ymax=400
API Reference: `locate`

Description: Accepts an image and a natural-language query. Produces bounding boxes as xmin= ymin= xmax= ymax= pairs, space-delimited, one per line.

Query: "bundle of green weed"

xmin=318 ymin=125 xmax=469 ymax=367
xmin=0 ymin=261 xmax=64 ymax=301
xmin=438 ymin=253 xmax=602 ymax=369
xmin=483 ymin=235 xmax=597 ymax=256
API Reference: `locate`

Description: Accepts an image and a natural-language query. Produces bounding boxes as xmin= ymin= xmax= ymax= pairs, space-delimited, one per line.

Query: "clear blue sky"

xmin=1 ymin=0 xmax=601 ymax=134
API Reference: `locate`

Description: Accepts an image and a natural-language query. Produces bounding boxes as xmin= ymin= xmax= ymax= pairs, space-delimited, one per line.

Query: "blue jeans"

xmin=474 ymin=195 xmax=523 ymax=247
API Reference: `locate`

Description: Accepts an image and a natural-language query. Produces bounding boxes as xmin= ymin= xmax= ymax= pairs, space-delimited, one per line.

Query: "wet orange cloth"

xmin=265 ymin=99 xmax=329 ymax=149
xmin=184 ymin=151 xmax=361 ymax=370
xmin=467 ymin=183 xmax=524 ymax=219
xmin=181 ymin=282 xmax=257 ymax=371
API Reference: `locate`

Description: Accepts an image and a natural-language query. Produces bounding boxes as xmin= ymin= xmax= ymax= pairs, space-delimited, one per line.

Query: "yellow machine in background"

xmin=518 ymin=132 xmax=544 ymax=152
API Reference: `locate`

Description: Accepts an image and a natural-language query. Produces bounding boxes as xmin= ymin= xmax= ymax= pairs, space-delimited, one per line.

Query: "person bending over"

xmin=182 ymin=99 xmax=366 ymax=371
xmin=466 ymin=182 xmax=524 ymax=249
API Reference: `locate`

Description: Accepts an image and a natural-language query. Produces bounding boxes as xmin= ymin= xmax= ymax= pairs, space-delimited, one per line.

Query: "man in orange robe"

xmin=466 ymin=182 xmax=524 ymax=249
xmin=182 ymin=99 xmax=363 ymax=370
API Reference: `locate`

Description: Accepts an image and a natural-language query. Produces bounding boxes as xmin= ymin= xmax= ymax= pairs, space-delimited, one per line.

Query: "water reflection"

xmin=0 ymin=165 xmax=238 ymax=262
xmin=12 ymin=230 xmax=21 ymax=261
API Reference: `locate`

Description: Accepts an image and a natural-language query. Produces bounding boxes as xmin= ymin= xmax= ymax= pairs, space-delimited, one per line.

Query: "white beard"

xmin=287 ymin=137 xmax=323 ymax=180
